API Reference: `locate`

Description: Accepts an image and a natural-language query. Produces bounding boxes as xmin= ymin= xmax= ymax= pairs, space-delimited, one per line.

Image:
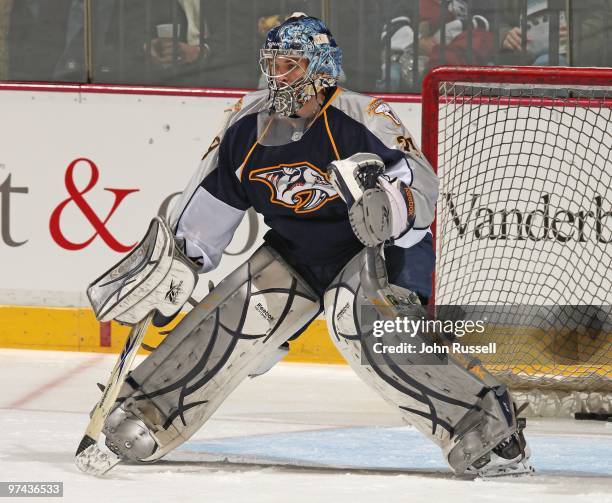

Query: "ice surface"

xmin=0 ymin=349 xmax=610 ymax=503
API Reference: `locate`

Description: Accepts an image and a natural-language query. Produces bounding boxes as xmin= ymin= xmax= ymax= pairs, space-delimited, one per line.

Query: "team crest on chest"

xmin=249 ymin=162 xmax=338 ymax=213
xmin=367 ymin=98 xmax=402 ymax=127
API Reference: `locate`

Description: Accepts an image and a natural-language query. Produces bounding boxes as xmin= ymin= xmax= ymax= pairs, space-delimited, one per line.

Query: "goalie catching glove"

xmin=87 ymin=216 xmax=198 ymax=326
xmin=327 ymin=153 xmax=415 ymax=247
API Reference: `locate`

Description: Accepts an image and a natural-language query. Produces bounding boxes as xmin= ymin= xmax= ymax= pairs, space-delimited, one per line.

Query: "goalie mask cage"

xmin=422 ymin=66 xmax=611 ymax=417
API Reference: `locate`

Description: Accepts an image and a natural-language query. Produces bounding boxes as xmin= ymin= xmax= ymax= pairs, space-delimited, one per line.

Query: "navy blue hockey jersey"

xmin=171 ymin=87 xmax=438 ymax=272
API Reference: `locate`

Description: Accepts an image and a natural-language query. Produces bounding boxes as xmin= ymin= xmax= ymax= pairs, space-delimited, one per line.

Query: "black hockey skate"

xmin=466 ymin=417 xmax=534 ymax=477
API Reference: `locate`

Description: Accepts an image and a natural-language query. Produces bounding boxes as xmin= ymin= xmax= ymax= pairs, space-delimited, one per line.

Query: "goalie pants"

xmin=276 ymin=232 xmax=435 ymax=342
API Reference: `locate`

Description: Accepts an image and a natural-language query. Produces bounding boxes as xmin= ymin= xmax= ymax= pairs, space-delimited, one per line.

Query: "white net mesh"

xmin=430 ymin=70 xmax=612 ymax=417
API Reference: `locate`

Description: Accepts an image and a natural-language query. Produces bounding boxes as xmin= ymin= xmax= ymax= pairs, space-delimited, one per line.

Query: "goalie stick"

xmin=74 ymin=312 xmax=154 ymax=476
xmin=344 ymin=162 xmax=496 ymax=380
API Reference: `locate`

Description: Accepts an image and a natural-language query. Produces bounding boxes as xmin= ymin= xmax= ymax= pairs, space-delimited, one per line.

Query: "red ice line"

xmin=5 ymin=354 xmax=106 ymax=409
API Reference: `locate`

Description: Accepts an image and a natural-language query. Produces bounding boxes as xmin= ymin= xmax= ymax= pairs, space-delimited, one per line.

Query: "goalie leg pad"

xmin=323 ymin=248 xmax=525 ymax=474
xmin=102 ymin=244 xmax=320 ymax=462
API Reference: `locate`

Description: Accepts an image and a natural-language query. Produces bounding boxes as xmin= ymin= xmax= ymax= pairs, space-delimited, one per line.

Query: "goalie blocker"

xmin=87 ymin=216 xmax=198 ymax=326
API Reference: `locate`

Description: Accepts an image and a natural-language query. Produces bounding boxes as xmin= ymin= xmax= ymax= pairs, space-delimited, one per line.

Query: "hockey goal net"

xmin=422 ymin=66 xmax=611 ymax=417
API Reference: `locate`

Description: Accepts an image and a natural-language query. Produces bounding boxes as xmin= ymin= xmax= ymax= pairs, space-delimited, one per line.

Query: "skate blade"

xmin=477 ymin=460 xmax=535 ymax=479
xmin=75 ymin=443 xmax=121 ymax=476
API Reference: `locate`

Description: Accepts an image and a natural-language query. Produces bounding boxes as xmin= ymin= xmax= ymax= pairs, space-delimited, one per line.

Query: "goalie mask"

xmin=260 ymin=13 xmax=342 ymax=116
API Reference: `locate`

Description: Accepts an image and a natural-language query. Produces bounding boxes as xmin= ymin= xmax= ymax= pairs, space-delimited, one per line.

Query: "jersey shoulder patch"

xmin=332 ymin=89 xmax=403 ymax=131
xmin=366 ymin=98 xmax=402 ymax=127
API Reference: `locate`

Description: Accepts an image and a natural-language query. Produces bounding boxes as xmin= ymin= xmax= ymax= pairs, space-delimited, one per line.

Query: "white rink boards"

xmin=0 ymin=84 xmax=421 ymax=307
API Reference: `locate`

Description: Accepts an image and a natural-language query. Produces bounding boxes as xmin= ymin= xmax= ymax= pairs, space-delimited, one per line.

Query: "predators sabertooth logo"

xmin=367 ymin=98 xmax=402 ymax=127
xmin=249 ymin=162 xmax=338 ymax=213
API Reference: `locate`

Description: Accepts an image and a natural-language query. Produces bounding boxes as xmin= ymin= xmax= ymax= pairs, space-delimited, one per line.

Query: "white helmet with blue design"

xmin=259 ymin=13 xmax=342 ymax=116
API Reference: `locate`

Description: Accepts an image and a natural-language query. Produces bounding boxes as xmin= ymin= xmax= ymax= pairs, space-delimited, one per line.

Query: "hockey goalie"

xmin=76 ymin=13 xmax=532 ymax=478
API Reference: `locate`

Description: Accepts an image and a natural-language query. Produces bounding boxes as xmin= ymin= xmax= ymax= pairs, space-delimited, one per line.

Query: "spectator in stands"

xmin=52 ymin=0 xmax=209 ymax=86
xmin=378 ymin=0 xmax=495 ymax=91
xmin=192 ymin=0 xmax=318 ymax=89
xmin=147 ymin=0 xmax=210 ymax=81
xmin=419 ymin=0 xmax=495 ymax=67
xmin=498 ymin=0 xmax=568 ymax=65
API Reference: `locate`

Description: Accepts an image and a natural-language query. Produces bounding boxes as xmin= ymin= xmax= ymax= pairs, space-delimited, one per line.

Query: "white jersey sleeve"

xmin=169 ymin=91 xmax=268 ymax=272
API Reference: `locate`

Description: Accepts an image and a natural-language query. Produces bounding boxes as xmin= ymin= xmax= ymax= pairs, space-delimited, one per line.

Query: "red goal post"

xmin=420 ymin=66 xmax=612 ymax=417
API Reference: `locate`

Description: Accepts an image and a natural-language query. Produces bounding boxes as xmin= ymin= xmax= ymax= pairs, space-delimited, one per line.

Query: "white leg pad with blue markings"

xmin=102 ymin=245 xmax=320 ymax=462
xmin=323 ymin=247 xmax=526 ymax=474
